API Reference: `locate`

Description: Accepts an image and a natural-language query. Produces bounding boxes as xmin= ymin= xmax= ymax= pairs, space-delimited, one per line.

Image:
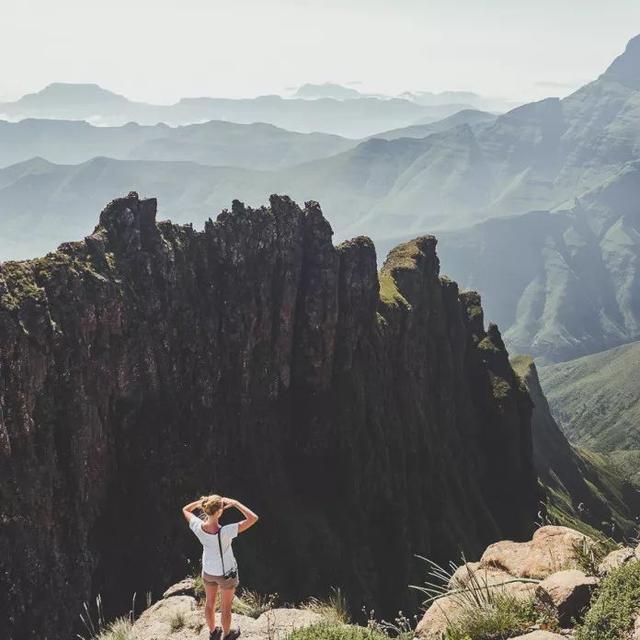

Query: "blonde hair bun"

xmin=200 ymin=494 xmax=224 ymax=516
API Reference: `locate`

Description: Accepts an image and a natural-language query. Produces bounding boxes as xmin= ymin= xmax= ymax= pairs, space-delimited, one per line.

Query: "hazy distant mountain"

xmin=370 ymin=109 xmax=496 ymax=140
xmin=0 ymin=157 xmax=272 ymax=261
xmin=539 ymin=341 xmax=640 ymax=484
xmin=293 ymin=83 xmax=363 ymax=100
xmin=404 ymin=90 xmax=518 ymax=115
xmin=5 ymin=83 xmax=131 ymax=118
xmin=431 ymin=161 xmax=640 ymax=363
xmin=0 ymin=118 xmax=356 ymax=170
xmin=0 ymin=83 xmax=466 ymax=137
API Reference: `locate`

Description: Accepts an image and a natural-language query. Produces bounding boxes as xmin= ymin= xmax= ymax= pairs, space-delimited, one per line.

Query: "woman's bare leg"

xmin=220 ymin=587 xmax=235 ymax=636
xmin=204 ymin=582 xmax=219 ymax=632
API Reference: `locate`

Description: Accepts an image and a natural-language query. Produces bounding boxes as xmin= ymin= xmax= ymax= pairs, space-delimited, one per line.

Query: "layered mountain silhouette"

xmin=2 ymin=35 xmax=640 ymax=362
xmin=0 ymin=118 xmax=356 ymax=170
xmin=0 ymin=83 xmax=467 ymax=137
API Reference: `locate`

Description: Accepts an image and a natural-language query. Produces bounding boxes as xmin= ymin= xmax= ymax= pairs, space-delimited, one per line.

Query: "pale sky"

xmin=2 ymin=0 xmax=640 ymax=104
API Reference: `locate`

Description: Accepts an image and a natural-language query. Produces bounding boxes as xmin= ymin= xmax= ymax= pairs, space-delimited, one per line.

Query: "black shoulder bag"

xmin=217 ymin=527 xmax=238 ymax=579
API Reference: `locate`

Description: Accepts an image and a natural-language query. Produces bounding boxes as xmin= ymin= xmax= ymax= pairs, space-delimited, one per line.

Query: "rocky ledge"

xmin=133 ymin=586 xmax=323 ymax=640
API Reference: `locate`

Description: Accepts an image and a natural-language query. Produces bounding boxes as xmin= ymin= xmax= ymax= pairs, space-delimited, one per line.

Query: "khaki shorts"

xmin=202 ymin=571 xmax=239 ymax=590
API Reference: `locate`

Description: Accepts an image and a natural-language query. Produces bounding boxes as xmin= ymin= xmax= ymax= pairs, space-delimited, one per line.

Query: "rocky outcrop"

xmin=0 ymin=194 xmax=537 ymax=639
xmin=416 ymin=525 xmax=596 ymax=638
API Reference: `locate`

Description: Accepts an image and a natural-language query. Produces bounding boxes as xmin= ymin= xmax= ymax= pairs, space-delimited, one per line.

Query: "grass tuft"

xmin=233 ymin=588 xmax=279 ymax=618
xmin=94 ymin=618 xmax=134 ymax=640
xmin=302 ymin=588 xmax=350 ymax=624
xmin=169 ymin=610 xmax=186 ymax=631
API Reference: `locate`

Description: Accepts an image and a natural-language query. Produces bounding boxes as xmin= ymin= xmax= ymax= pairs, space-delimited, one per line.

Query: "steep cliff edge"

xmin=0 ymin=193 xmax=537 ymax=639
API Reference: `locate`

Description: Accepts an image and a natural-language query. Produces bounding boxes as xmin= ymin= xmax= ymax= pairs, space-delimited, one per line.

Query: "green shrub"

xmin=286 ymin=622 xmax=387 ymax=640
xmin=575 ymin=560 xmax=640 ymax=640
xmin=443 ymin=594 xmax=538 ymax=640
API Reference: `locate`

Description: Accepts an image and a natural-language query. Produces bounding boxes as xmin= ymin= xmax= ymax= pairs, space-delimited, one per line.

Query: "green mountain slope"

xmin=539 ymin=341 xmax=640 ymax=483
xmin=512 ymin=355 xmax=640 ymax=539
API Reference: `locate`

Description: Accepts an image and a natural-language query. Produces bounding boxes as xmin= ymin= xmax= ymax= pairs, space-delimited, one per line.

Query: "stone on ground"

xmin=598 ymin=547 xmax=636 ymax=575
xmin=535 ymin=569 xmax=598 ymax=626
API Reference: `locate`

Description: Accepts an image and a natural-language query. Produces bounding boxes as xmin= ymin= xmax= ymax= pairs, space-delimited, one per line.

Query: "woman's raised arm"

xmin=181 ymin=499 xmax=203 ymax=523
xmin=223 ymin=498 xmax=259 ymax=533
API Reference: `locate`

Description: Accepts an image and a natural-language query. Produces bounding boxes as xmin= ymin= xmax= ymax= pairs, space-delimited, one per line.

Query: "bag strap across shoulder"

xmin=217 ymin=527 xmax=225 ymax=575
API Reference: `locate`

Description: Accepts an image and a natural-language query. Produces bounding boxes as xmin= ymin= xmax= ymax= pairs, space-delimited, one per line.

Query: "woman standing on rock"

xmin=182 ymin=494 xmax=259 ymax=640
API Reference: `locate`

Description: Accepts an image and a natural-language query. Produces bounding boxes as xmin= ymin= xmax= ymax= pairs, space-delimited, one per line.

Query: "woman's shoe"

xmin=223 ymin=629 xmax=241 ymax=640
xmin=210 ymin=626 xmax=223 ymax=640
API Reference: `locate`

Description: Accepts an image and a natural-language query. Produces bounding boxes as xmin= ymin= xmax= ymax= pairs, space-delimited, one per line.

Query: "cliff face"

xmin=0 ymin=194 xmax=537 ymax=639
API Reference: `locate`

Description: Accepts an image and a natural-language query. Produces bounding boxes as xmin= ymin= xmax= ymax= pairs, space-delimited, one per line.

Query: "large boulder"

xmin=535 ymin=569 xmax=598 ymax=626
xmin=481 ymin=526 xmax=594 ymax=579
xmin=598 ymin=547 xmax=636 ymax=575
